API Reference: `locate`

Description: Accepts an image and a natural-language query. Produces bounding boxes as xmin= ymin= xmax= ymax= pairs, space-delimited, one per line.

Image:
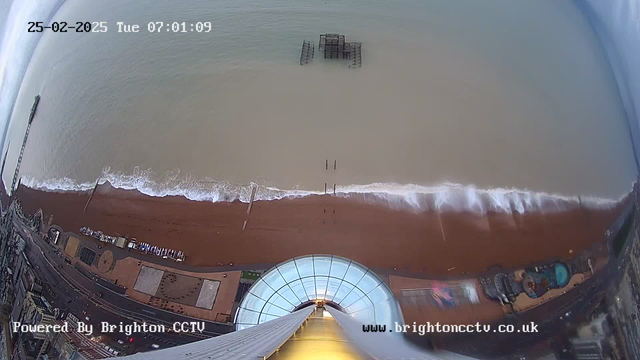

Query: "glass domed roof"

xmin=235 ymin=255 xmax=403 ymax=330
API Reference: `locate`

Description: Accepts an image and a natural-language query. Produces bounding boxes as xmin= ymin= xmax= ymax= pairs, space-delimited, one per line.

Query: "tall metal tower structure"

xmin=11 ymin=95 xmax=40 ymax=195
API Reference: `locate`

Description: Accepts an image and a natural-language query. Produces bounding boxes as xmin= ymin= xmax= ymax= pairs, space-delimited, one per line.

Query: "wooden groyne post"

xmin=247 ymin=185 xmax=257 ymax=215
xmin=83 ymin=179 xmax=100 ymax=213
xmin=437 ymin=211 xmax=447 ymax=242
xmin=243 ymin=185 xmax=257 ymax=230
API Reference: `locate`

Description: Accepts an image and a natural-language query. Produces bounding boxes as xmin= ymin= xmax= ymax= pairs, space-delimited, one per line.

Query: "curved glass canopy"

xmin=235 ymin=255 xmax=403 ymax=330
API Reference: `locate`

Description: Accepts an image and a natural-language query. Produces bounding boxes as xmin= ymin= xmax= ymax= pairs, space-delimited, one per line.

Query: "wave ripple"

xmin=20 ymin=167 xmax=625 ymax=214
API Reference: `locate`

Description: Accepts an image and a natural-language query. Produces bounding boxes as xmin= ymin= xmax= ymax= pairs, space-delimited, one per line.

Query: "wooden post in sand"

xmin=83 ymin=179 xmax=100 ymax=213
xmin=334 ymin=160 xmax=336 ymax=170
xmin=247 ymin=185 xmax=257 ymax=215
xmin=578 ymin=195 xmax=591 ymax=227
xmin=437 ymin=211 xmax=447 ymax=242
xmin=243 ymin=185 xmax=257 ymax=230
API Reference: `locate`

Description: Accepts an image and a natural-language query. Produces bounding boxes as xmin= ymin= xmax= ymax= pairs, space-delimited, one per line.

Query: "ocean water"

xmin=2 ymin=0 xmax=638 ymax=212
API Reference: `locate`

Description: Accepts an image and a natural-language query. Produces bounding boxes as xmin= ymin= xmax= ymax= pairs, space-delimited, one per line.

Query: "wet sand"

xmin=15 ymin=183 xmax=626 ymax=276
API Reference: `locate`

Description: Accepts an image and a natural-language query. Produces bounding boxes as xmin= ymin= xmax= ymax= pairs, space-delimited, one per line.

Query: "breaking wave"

xmin=20 ymin=167 xmax=627 ymax=214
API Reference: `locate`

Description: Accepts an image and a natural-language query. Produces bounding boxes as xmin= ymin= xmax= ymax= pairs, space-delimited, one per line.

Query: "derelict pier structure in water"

xmin=299 ymin=33 xmax=362 ymax=68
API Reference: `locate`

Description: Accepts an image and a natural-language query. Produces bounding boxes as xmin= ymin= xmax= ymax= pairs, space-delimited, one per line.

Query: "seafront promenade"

xmin=12 ymin=189 xmax=635 ymax=336
xmin=4 ymin=180 xmax=637 ymax=358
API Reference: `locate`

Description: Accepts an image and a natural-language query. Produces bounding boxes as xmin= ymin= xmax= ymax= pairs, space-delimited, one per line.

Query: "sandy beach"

xmin=15 ymin=182 xmax=627 ymax=276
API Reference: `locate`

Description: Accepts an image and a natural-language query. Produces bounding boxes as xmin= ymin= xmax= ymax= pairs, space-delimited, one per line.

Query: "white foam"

xmin=20 ymin=167 xmax=628 ymax=214
xmin=337 ymin=183 xmax=624 ymax=214
xmin=21 ymin=166 xmax=318 ymax=203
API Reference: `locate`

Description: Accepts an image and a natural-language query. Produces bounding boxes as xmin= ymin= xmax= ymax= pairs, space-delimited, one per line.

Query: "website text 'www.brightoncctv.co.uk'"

xmin=362 ymin=322 xmax=539 ymax=335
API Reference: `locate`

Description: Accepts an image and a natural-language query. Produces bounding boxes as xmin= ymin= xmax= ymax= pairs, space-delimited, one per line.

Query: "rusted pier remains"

xmin=349 ymin=41 xmax=362 ymax=68
xmin=299 ymin=40 xmax=315 ymax=65
xmin=319 ymin=34 xmax=349 ymax=59
xmin=298 ymin=33 xmax=361 ymax=68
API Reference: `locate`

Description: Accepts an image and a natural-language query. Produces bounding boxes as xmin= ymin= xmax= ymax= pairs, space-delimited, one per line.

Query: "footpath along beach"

xmin=15 ymin=182 xmax=629 ymax=276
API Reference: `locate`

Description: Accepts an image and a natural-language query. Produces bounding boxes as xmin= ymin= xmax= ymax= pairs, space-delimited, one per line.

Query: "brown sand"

xmin=16 ymin=183 xmax=626 ymax=276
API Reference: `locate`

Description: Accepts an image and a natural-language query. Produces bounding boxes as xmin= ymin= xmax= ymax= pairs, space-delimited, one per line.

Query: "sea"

xmin=1 ymin=0 xmax=638 ymax=213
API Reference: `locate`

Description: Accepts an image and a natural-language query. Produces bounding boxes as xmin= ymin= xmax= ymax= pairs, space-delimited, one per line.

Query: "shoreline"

xmin=15 ymin=182 xmax=630 ymax=276
xmin=20 ymin=176 xmax=631 ymax=214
